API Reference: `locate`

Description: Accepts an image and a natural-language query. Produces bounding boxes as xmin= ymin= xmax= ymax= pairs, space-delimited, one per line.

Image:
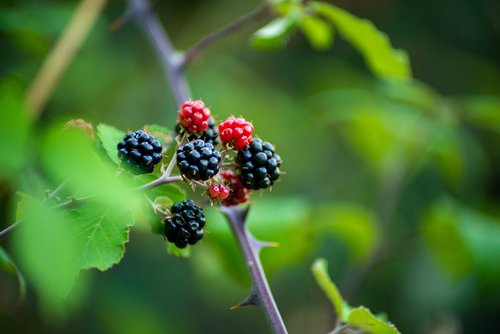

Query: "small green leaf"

xmin=96 ymin=123 xmax=126 ymax=165
xmin=311 ymin=258 xmax=345 ymax=321
xmin=166 ymin=242 xmax=190 ymax=258
xmin=154 ymin=196 xmax=173 ymax=211
xmin=70 ymin=202 xmax=135 ymax=271
xmin=299 ymin=14 xmax=334 ymax=50
xmin=251 ymin=13 xmax=300 ymax=50
xmin=0 ymin=246 xmax=26 ymax=301
xmin=311 ymin=2 xmax=411 ymax=79
xmin=348 ymin=306 xmax=400 ymax=334
xmin=13 ymin=201 xmax=81 ymax=313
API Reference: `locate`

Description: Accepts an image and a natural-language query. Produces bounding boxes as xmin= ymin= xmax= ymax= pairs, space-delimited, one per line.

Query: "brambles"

xmin=236 ymin=139 xmax=282 ymax=190
xmin=178 ymin=100 xmax=211 ymax=133
xmin=164 ymin=199 xmax=206 ymax=248
xmin=117 ymin=130 xmax=163 ymax=174
xmin=208 ymin=184 xmax=230 ymax=200
xmin=218 ymin=116 xmax=254 ymax=150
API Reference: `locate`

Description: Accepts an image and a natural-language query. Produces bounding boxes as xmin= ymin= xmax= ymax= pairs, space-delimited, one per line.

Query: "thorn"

xmin=230 ymin=287 xmax=259 ymax=310
xmin=249 ymin=234 xmax=279 ymax=252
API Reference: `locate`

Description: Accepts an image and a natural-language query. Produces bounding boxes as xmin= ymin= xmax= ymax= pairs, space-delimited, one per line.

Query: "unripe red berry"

xmin=219 ymin=171 xmax=251 ymax=205
xmin=208 ymin=184 xmax=230 ymax=200
xmin=218 ymin=116 xmax=254 ymax=150
xmin=178 ymin=100 xmax=211 ymax=133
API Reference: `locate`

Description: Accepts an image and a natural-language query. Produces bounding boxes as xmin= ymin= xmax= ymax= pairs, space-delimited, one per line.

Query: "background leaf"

xmin=311 ymin=2 xmax=411 ymax=79
xmin=251 ymin=13 xmax=300 ymax=50
xmin=348 ymin=306 xmax=400 ymax=334
xmin=96 ymin=123 xmax=126 ymax=165
xmin=299 ymin=14 xmax=334 ymax=50
xmin=311 ymin=258 xmax=345 ymax=321
xmin=0 ymin=246 xmax=26 ymax=300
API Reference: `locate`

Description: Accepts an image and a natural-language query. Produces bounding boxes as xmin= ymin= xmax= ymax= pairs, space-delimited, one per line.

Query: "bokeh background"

xmin=1 ymin=0 xmax=500 ymax=333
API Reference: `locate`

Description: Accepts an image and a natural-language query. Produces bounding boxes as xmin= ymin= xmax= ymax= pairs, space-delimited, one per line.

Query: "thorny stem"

xmin=127 ymin=0 xmax=189 ymax=107
xmin=127 ymin=1 xmax=287 ymax=333
xmin=181 ymin=3 xmax=269 ymax=68
xmin=221 ymin=206 xmax=287 ymax=334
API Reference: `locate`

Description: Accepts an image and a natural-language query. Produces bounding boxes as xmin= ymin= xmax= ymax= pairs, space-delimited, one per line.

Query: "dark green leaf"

xmin=311 ymin=2 xmax=411 ymax=79
xmin=0 ymin=80 xmax=30 ymax=180
xmin=0 ymin=246 xmax=26 ymax=301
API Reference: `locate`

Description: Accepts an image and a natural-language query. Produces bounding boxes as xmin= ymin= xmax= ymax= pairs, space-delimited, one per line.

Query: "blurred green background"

xmin=1 ymin=0 xmax=500 ymax=333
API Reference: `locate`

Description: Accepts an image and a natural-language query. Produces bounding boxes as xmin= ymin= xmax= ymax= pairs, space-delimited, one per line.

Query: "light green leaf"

xmin=0 ymin=80 xmax=30 ymax=179
xmin=299 ymin=14 xmax=334 ymax=50
xmin=251 ymin=13 xmax=300 ymax=50
xmin=166 ymin=242 xmax=191 ymax=258
xmin=96 ymin=123 xmax=126 ymax=165
xmin=348 ymin=306 xmax=400 ymax=334
xmin=70 ymin=202 xmax=135 ymax=271
xmin=314 ymin=203 xmax=379 ymax=262
xmin=311 ymin=2 xmax=411 ymax=79
xmin=42 ymin=127 xmax=142 ymax=213
xmin=455 ymin=96 xmax=500 ymax=133
xmin=311 ymin=258 xmax=345 ymax=321
xmin=13 ymin=201 xmax=81 ymax=314
xmin=0 ymin=246 xmax=26 ymax=301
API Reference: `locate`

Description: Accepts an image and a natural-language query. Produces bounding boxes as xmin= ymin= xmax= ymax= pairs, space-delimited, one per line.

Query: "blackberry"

xmin=164 ymin=199 xmax=205 ymax=248
xmin=176 ymin=139 xmax=221 ymax=181
xmin=236 ymin=139 xmax=282 ymax=190
xmin=117 ymin=130 xmax=163 ymax=174
xmin=175 ymin=117 xmax=220 ymax=146
xmin=178 ymin=100 xmax=211 ymax=133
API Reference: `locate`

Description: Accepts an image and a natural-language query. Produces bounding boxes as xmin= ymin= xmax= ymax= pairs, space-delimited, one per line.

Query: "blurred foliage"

xmin=0 ymin=0 xmax=499 ymax=333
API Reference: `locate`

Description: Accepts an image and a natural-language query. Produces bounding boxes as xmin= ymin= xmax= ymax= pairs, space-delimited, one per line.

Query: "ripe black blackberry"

xmin=176 ymin=118 xmax=220 ymax=146
xmin=177 ymin=139 xmax=221 ymax=181
xmin=117 ymin=130 xmax=163 ymax=174
xmin=236 ymin=139 xmax=282 ymax=190
xmin=164 ymin=199 xmax=205 ymax=248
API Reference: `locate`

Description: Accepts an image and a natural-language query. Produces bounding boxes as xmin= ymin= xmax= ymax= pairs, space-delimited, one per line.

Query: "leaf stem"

xmin=221 ymin=206 xmax=288 ymax=334
xmin=181 ymin=3 xmax=270 ymax=68
xmin=137 ymin=174 xmax=183 ymax=190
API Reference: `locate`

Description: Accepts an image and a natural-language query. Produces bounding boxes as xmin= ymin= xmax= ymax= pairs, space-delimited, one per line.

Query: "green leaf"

xmin=348 ymin=306 xmax=400 ymax=334
xmin=299 ymin=14 xmax=334 ymax=50
xmin=143 ymin=124 xmax=173 ymax=146
xmin=251 ymin=13 xmax=300 ymax=50
xmin=314 ymin=203 xmax=379 ymax=262
xmin=96 ymin=123 xmax=126 ymax=165
xmin=311 ymin=2 xmax=411 ymax=79
xmin=135 ymin=174 xmax=186 ymax=202
xmin=455 ymin=96 xmax=500 ymax=133
xmin=0 ymin=79 xmax=30 ymax=180
xmin=70 ymin=201 xmax=135 ymax=271
xmin=13 ymin=201 xmax=81 ymax=314
xmin=42 ymin=127 xmax=142 ymax=212
xmin=421 ymin=199 xmax=474 ymax=278
xmin=166 ymin=242 xmax=191 ymax=258
xmin=311 ymin=258 xmax=345 ymax=321
xmin=0 ymin=246 xmax=26 ymax=301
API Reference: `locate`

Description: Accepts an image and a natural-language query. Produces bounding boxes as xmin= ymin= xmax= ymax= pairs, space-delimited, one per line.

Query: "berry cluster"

xmin=117 ymin=130 xmax=163 ymax=174
xmin=117 ymin=99 xmax=283 ymax=249
xmin=164 ymin=200 xmax=205 ymax=248
xmin=176 ymin=139 xmax=222 ymax=181
xmin=219 ymin=116 xmax=254 ymax=150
